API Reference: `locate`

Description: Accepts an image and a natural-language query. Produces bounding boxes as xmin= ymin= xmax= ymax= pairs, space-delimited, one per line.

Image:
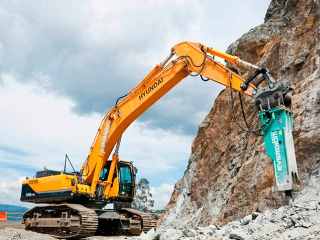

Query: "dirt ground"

xmin=0 ymin=223 xmax=141 ymax=240
xmin=0 ymin=222 xmax=24 ymax=230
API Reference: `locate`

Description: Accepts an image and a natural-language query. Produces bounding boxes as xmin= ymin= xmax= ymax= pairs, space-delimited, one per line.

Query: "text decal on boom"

xmin=139 ymin=78 xmax=163 ymax=101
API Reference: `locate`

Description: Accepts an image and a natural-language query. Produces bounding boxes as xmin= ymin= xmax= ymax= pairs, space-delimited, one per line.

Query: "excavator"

xmin=20 ymin=42 xmax=299 ymax=238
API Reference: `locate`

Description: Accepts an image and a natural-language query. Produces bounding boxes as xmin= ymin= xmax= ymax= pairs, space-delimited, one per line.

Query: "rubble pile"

xmin=141 ymin=169 xmax=320 ymax=240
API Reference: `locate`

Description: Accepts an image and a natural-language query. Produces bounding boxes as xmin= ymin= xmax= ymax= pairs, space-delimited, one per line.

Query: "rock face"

xmin=163 ymin=0 xmax=320 ymax=228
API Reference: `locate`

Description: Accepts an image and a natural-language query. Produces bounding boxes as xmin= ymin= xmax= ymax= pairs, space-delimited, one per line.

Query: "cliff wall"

xmin=163 ymin=0 xmax=320 ymax=227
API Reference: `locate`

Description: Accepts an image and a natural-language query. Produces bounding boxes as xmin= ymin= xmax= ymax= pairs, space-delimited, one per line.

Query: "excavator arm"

xmin=81 ymin=41 xmax=259 ymax=197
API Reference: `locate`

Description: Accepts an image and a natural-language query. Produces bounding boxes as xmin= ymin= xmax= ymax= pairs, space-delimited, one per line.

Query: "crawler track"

xmin=23 ymin=205 xmax=158 ymax=238
xmin=23 ymin=204 xmax=98 ymax=239
xmin=141 ymin=214 xmax=158 ymax=232
xmin=122 ymin=208 xmax=158 ymax=233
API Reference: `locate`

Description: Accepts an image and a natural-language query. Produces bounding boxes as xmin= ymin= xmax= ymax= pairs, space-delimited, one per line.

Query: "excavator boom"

xmin=82 ymin=42 xmax=257 ymax=196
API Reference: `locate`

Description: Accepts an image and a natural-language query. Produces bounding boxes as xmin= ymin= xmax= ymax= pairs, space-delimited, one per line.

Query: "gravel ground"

xmin=0 ymin=222 xmax=24 ymax=230
xmin=0 ymin=228 xmax=55 ymax=240
xmin=0 ymin=228 xmax=140 ymax=240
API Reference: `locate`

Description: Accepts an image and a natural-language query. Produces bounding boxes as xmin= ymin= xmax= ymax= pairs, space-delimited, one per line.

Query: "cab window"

xmin=100 ymin=165 xmax=110 ymax=181
xmin=119 ymin=165 xmax=132 ymax=184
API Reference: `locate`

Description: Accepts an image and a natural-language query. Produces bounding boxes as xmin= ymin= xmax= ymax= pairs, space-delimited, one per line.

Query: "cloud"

xmin=121 ymin=120 xmax=193 ymax=184
xmin=0 ymin=0 xmax=271 ymax=134
xmin=151 ymin=183 xmax=174 ymax=209
xmin=0 ymin=73 xmax=100 ymax=171
xmin=0 ymin=169 xmax=29 ymax=206
xmin=0 ymin=74 xmax=191 ymax=208
xmin=0 ymin=0 xmax=272 ymax=208
xmin=0 ymin=145 xmax=32 ymax=157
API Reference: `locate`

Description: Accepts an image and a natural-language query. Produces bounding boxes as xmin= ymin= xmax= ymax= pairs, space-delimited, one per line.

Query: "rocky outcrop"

xmin=163 ymin=0 xmax=320 ymax=228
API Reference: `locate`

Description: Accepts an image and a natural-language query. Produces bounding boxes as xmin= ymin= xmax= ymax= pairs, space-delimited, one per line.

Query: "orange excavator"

xmin=20 ymin=42 xmax=298 ymax=238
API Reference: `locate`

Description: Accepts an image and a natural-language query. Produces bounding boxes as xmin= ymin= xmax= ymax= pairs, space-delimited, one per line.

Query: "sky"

xmin=0 ymin=0 xmax=271 ymax=209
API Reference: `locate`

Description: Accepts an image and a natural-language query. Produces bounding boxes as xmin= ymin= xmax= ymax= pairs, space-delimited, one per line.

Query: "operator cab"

xmin=99 ymin=160 xmax=136 ymax=201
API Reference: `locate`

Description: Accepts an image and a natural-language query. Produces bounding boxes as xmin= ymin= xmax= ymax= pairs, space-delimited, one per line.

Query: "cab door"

xmin=118 ymin=163 xmax=135 ymax=199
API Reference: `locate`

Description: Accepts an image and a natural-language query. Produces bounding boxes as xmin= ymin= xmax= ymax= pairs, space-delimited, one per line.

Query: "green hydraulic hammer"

xmin=260 ymin=108 xmax=299 ymax=191
xmin=242 ymin=70 xmax=299 ymax=193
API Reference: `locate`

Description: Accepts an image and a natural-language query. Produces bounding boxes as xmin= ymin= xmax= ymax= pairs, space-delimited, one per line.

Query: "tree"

xmin=132 ymin=178 xmax=154 ymax=211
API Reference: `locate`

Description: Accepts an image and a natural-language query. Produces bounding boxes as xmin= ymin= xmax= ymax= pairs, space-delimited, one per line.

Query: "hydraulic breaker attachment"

xmin=255 ymin=82 xmax=299 ymax=192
